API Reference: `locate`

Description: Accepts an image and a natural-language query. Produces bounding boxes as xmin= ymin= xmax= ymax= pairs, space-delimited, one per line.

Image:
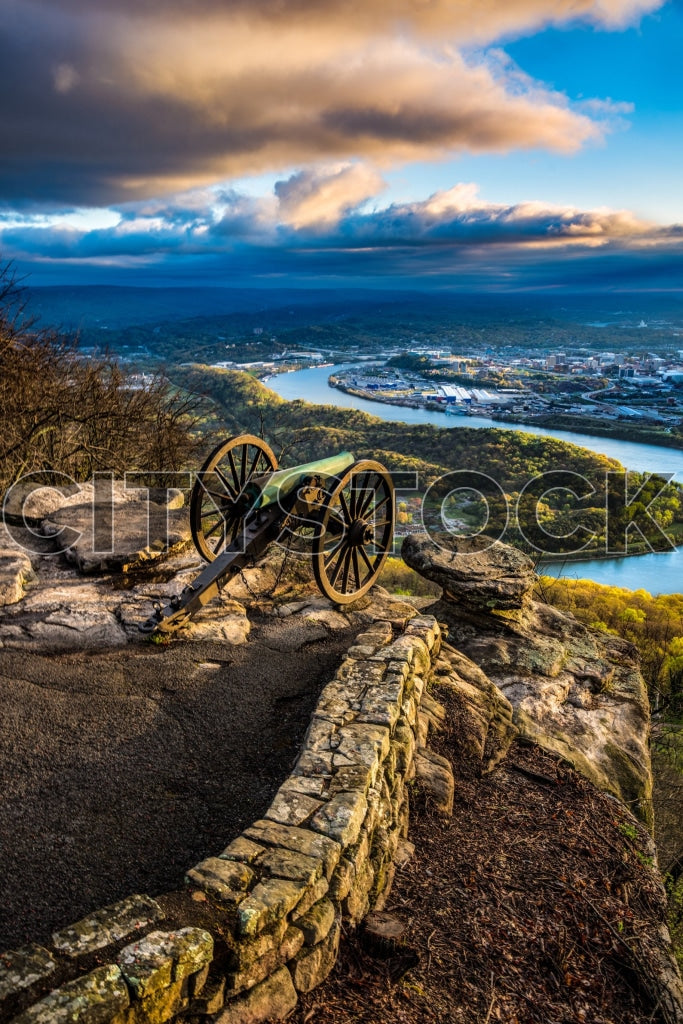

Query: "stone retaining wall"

xmin=1 ymin=613 xmax=450 ymax=1024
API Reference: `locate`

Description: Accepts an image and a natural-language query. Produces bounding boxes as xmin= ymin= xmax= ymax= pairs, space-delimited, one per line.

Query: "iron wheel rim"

xmin=312 ymin=459 xmax=394 ymax=603
xmin=190 ymin=434 xmax=278 ymax=561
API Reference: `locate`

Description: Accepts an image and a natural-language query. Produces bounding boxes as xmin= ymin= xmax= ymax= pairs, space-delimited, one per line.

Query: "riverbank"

xmin=329 ymin=378 xmax=683 ymax=452
xmin=539 ymin=545 xmax=683 ymax=593
xmin=495 ymin=410 xmax=683 ymax=451
xmin=266 ymin=364 xmax=683 ymax=594
xmin=268 ymin=364 xmax=683 ymax=477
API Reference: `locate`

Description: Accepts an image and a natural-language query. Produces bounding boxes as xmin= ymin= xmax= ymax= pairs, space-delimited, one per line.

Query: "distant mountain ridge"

xmin=24 ymin=285 xmax=683 ymax=335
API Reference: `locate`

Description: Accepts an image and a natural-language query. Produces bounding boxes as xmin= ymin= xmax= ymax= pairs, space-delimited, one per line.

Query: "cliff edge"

xmin=403 ymin=533 xmax=653 ymax=827
xmin=0 ymin=513 xmax=681 ymax=1024
xmin=292 ymin=534 xmax=682 ymax=1024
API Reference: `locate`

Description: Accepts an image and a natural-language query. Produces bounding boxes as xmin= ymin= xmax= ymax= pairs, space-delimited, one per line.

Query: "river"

xmin=266 ymin=364 xmax=683 ymax=595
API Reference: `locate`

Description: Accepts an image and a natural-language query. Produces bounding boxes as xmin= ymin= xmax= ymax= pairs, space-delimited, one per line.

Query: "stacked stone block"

xmin=1 ymin=614 xmax=451 ymax=1024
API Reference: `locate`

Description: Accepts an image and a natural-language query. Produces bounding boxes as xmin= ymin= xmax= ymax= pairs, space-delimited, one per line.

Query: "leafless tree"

xmin=0 ymin=262 xmax=205 ymax=495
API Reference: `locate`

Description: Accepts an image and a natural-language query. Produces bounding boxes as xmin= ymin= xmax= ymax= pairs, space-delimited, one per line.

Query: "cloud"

xmin=21 ymin=0 xmax=664 ymax=40
xmin=275 ymin=164 xmax=385 ymax=228
xmin=0 ymin=0 xmax=663 ymax=205
xmin=326 ymin=184 xmax=659 ymax=247
xmin=52 ymin=62 xmax=79 ymax=95
xmin=3 ymin=169 xmax=681 ymax=295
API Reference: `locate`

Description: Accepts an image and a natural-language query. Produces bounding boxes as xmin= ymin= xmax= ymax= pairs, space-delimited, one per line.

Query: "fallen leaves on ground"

xmin=293 ymin=688 xmax=671 ymax=1024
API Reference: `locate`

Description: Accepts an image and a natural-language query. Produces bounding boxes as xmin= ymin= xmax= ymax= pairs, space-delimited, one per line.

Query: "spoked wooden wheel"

xmin=313 ymin=459 xmax=394 ymax=603
xmin=190 ymin=434 xmax=278 ymax=561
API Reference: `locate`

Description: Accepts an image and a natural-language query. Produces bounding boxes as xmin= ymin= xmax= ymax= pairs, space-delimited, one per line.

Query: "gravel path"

xmin=0 ymin=617 xmax=355 ymax=951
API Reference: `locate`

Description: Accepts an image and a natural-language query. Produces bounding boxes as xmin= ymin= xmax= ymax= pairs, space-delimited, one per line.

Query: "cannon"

xmin=140 ymin=434 xmax=395 ymax=634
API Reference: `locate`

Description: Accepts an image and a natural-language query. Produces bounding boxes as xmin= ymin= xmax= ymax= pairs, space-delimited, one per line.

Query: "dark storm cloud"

xmin=17 ymin=0 xmax=663 ymax=34
xmin=2 ymin=168 xmax=682 ymax=291
xmin=0 ymin=0 xmax=656 ymax=205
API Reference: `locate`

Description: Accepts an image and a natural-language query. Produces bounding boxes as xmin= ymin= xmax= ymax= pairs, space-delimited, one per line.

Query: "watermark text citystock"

xmin=1 ymin=468 xmax=678 ymax=560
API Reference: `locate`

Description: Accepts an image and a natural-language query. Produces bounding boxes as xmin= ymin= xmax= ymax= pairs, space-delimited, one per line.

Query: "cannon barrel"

xmin=244 ymin=450 xmax=355 ymax=510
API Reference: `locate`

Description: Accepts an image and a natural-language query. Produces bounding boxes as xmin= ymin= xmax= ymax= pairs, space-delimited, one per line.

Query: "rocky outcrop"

xmin=402 ymin=533 xmax=536 ymax=615
xmin=4 ymin=480 xmax=188 ymax=574
xmin=0 ymin=515 xmax=679 ymax=1022
xmin=39 ymin=483 xmax=189 ymax=574
xmin=0 ymin=515 xmax=419 ymax=651
xmin=403 ymin=532 xmax=653 ymax=825
xmin=0 ymin=549 xmax=34 ymax=607
xmin=430 ymin=641 xmax=518 ymax=776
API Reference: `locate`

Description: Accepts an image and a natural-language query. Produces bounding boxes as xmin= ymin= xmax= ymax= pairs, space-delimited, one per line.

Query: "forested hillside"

xmin=171 ymin=365 xmax=683 ymax=558
xmin=538 ymin=576 xmax=683 ymax=712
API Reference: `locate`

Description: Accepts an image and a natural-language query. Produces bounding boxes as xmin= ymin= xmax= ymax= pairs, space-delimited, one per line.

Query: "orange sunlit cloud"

xmin=0 ymin=0 xmax=661 ymax=204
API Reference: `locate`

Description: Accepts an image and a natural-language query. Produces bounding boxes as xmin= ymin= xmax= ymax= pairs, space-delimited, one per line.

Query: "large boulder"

xmin=403 ymin=533 xmax=653 ymax=825
xmin=4 ymin=479 xmax=184 ymax=520
xmin=0 ymin=577 xmax=128 ymax=650
xmin=0 ymin=547 xmax=255 ymax=651
xmin=39 ymin=482 xmax=189 ymax=574
xmin=0 ymin=549 xmax=35 ymax=607
xmin=402 ymin=533 xmax=536 ymax=615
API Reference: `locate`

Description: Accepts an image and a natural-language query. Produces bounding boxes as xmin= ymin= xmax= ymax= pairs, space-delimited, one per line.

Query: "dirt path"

xmin=0 ymin=616 xmax=356 ymax=951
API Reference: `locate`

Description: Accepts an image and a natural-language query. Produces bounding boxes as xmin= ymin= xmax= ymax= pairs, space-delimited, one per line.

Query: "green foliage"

xmin=149 ymin=632 xmax=171 ymax=646
xmin=539 ymin=576 xmax=683 ymax=712
xmin=378 ymin=557 xmax=441 ymax=597
xmin=171 ymin=364 xmax=683 ymax=558
xmin=386 ymin=352 xmax=431 ymax=371
xmin=618 ymin=822 xmax=639 ymax=843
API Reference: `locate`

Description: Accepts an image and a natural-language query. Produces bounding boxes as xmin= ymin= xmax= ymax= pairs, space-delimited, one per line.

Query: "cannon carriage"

xmin=141 ymin=434 xmax=395 ymax=635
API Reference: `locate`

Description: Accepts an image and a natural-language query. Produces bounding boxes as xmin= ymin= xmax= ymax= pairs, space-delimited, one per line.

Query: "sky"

xmin=1 ymin=0 xmax=682 ymax=291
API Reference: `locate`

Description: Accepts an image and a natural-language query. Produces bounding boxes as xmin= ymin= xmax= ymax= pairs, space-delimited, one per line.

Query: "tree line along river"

xmin=266 ymin=364 xmax=683 ymax=595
